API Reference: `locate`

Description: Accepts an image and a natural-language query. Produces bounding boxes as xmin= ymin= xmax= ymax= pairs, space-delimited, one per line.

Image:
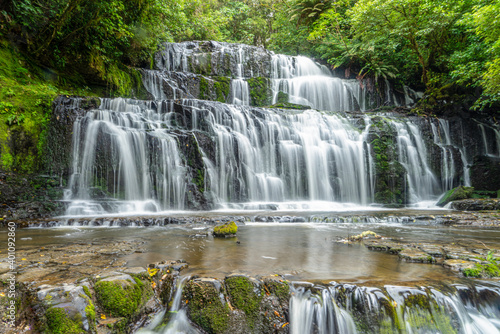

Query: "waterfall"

xmin=183 ymin=100 xmax=374 ymax=206
xmin=230 ymin=46 xmax=250 ymax=105
xmin=477 ymin=122 xmax=500 ymax=158
xmin=270 ymin=55 xmax=369 ymax=111
xmin=290 ymin=286 xmax=357 ymax=334
xmin=65 ymin=98 xmax=188 ymax=215
xmin=290 ymin=283 xmax=500 ymax=334
xmin=137 ymin=276 xmax=198 ymax=334
xmin=391 ymin=120 xmax=440 ymax=203
xmin=431 ymin=119 xmax=456 ymax=191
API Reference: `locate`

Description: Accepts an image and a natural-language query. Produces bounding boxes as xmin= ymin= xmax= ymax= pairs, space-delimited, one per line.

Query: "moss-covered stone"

xmin=213 ymin=221 xmax=238 ymax=236
xmin=183 ymin=279 xmax=230 ymax=334
xmin=225 ymin=276 xmax=262 ymax=329
xmin=263 ymin=279 xmax=289 ymax=304
xmin=247 ymin=77 xmax=271 ymax=107
xmin=45 ymin=307 xmax=85 ymax=334
xmin=94 ymin=276 xmax=151 ymax=318
xmin=370 ymin=119 xmax=408 ymax=205
xmin=214 ymin=76 xmax=231 ymax=103
xmin=436 ymin=185 xmax=474 ymax=207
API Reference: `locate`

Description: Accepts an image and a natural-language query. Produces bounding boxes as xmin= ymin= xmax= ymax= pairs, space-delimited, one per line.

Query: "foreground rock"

xmin=363 ymin=237 xmax=500 ymax=278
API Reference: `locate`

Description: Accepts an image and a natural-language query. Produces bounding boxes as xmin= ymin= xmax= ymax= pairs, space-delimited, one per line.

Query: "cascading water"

xmin=230 ymin=46 xmax=250 ymax=105
xmin=65 ymin=98 xmax=188 ymax=215
xmin=431 ymin=119 xmax=457 ymax=191
xmin=390 ymin=120 xmax=440 ymax=203
xmin=477 ymin=121 xmax=500 ymax=158
xmin=138 ymin=276 xmax=198 ymax=334
xmin=181 ymin=99 xmax=375 ymax=207
xmin=270 ymin=55 xmax=369 ymax=111
xmin=290 ymin=283 xmax=500 ymax=334
xmin=62 ymin=41 xmax=500 ymax=214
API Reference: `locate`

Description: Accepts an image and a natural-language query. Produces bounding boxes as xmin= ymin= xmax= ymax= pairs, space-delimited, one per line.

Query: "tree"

xmin=348 ymin=0 xmax=471 ymax=85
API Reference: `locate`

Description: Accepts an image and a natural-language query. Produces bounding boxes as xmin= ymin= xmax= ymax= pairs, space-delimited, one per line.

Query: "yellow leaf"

xmin=22 ymin=258 xmax=27 ymax=261
xmin=147 ymin=267 xmax=159 ymax=277
xmin=282 ymin=322 xmax=289 ymax=328
xmin=100 ymin=314 xmax=106 ymax=320
xmin=151 ymin=282 xmax=156 ymax=289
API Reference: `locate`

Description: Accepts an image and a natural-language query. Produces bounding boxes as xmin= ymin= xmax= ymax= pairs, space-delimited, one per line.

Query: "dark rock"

xmin=450 ymin=198 xmax=500 ymax=211
xmin=436 ymin=185 xmax=474 ymax=207
xmin=470 ymin=155 xmax=500 ymax=191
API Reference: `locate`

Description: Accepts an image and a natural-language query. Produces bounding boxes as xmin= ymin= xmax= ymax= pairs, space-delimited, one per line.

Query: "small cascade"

xmin=290 ymin=283 xmax=500 ymax=334
xmin=290 ymin=286 xmax=357 ymax=334
xmin=270 ymin=55 xmax=369 ymax=111
xmin=138 ymin=276 xmax=198 ymax=334
xmin=478 ymin=122 xmax=500 ymax=158
xmin=431 ymin=119 xmax=457 ymax=191
xmin=230 ymin=46 xmax=250 ymax=105
xmin=391 ymin=120 xmax=440 ymax=203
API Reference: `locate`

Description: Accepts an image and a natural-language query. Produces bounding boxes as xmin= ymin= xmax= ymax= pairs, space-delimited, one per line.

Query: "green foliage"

xmin=464 ymin=250 xmax=500 ymax=278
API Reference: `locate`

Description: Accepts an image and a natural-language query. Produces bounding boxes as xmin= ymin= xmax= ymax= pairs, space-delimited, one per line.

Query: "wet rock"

xmin=450 ymin=198 xmax=500 ymax=211
xmin=399 ymin=249 xmax=435 ymax=263
xmin=38 ymin=282 xmax=95 ymax=332
xmin=470 ymin=155 xmax=500 ymax=191
xmin=436 ymin=185 xmax=474 ymax=207
xmin=443 ymin=259 xmax=476 ymax=272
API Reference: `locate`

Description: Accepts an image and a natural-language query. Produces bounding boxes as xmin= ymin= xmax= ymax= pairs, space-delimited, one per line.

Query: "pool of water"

xmin=10 ymin=218 xmax=500 ymax=284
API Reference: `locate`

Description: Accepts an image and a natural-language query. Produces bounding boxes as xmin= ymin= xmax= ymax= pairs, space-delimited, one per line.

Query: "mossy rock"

xmin=247 ymin=77 xmax=271 ymax=107
xmin=94 ymin=276 xmax=151 ymax=318
xmin=266 ymin=102 xmax=310 ymax=110
xmin=213 ymin=221 xmax=238 ymax=237
xmin=225 ymin=276 xmax=262 ymax=329
xmin=436 ymin=186 xmax=474 ymax=207
xmin=45 ymin=307 xmax=85 ymax=334
xmin=183 ymin=279 xmax=230 ymax=334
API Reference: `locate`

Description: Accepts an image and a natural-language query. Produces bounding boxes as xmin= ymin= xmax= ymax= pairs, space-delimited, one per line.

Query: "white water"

xmin=391 ymin=120 xmax=440 ymax=203
xmin=270 ymin=55 xmax=369 ymax=111
xmin=184 ymin=100 xmax=375 ymax=205
xmin=290 ymin=283 xmax=500 ymax=334
xmin=137 ymin=276 xmax=199 ymax=334
xmin=230 ymin=46 xmax=250 ymax=105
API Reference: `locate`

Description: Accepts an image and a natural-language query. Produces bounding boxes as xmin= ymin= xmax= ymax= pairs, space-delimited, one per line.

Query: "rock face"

xmin=470 ymin=155 xmax=500 ymax=191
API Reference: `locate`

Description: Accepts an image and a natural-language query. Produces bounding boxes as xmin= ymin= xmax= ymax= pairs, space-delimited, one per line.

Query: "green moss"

xmin=213 ymin=221 xmax=238 ymax=236
xmin=45 ymin=307 xmax=84 ymax=334
xmin=214 ymin=76 xmax=230 ymax=103
xmin=195 ymin=169 xmax=205 ymax=193
xmin=85 ymin=302 xmax=96 ymax=326
xmin=184 ymin=280 xmax=230 ymax=334
xmin=371 ymin=120 xmax=407 ymax=205
xmin=247 ymin=77 xmax=271 ymax=107
xmin=379 ymin=298 xmax=402 ymax=333
xmin=225 ymin=276 xmax=262 ymax=329
xmin=463 ymin=268 xmax=482 ymax=277
xmin=82 ymin=286 xmax=92 ymax=299
xmin=264 ymin=280 xmax=289 ymax=303
xmin=94 ymin=277 xmax=150 ymax=318
xmin=266 ymin=102 xmax=310 ymax=110
xmin=199 ymin=76 xmax=209 ymax=100
xmin=436 ymin=186 xmax=474 ymax=207
xmin=276 ymin=91 xmax=289 ymax=104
